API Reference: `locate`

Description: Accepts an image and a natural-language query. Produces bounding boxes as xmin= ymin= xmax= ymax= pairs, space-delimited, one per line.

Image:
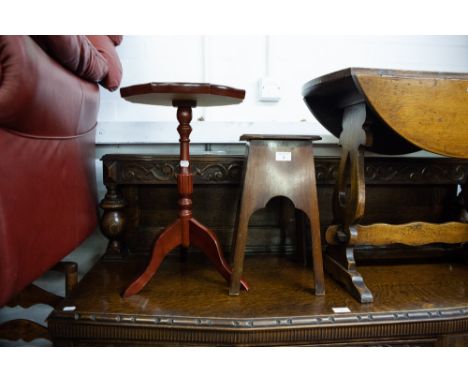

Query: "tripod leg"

xmin=123 ymin=219 xmax=182 ymax=297
xmin=190 ymin=218 xmax=249 ymax=291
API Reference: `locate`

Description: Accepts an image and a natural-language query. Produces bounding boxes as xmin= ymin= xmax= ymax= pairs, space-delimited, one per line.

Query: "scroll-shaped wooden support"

xmin=326 ymin=103 xmax=468 ymax=304
xmin=324 ymin=102 xmax=374 ymax=303
xmin=303 ymin=67 xmax=468 ymax=304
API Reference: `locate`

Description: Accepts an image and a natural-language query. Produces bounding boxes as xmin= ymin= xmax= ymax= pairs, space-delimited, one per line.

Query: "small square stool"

xmin=229 ymin=134 xmax=325 ymax=296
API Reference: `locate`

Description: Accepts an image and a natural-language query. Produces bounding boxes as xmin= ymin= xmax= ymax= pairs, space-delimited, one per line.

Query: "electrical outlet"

xmin=258 ymin=77 xmax=281 ymax=102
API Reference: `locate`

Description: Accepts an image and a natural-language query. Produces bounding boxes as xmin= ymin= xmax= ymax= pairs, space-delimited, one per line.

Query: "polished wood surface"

xmin=98 ymin=154 xmax=468 ymax=259
xmin=49 ymin=251 xmax=468 ymax=346
xmin=120 ymin=82 xmax=245 ymax=107
xmin=356 ymin=69 xmax=468 ymax=159
xmin=98 ymin=153 xmax=468 ymax=304
xmin=240 ymin=134 xmax=322 ymax=141
xmin=327 ymin=222 xmax=468 ymax=246
xmin=303 ymin=68 xmax=468 ymax=303
xmin=229 ymin=135 xmax=324 ymax=297
xmin=54 ymin=153 xmax=468 ymax=346
xmin=303 ymin=67 xmax=468 ymax=156
xmin=324 ymin=102 xmax=373 ymax=302
xmin=120 ymin=83 xmax=247 ymax=297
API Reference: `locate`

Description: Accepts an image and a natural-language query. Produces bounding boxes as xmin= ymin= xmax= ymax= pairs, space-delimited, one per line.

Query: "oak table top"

xmin=303 ymin=67 xmax=468 ymax=158
xmin=49 ymin=250 xmax=468 ymax=346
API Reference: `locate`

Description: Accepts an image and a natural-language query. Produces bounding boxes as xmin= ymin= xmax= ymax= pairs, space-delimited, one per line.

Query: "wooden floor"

xmin=49 ymin=250 xmax=468 ymax=346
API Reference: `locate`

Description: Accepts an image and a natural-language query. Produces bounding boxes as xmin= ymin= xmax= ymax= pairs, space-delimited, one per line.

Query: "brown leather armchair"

xmin=0 ymin=36 xmax=122 ymax=308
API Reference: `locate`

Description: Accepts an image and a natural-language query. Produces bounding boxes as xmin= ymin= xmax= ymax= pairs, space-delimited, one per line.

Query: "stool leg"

xmin=190 ymin=218 xmax=249 ymax=291
xmin=229 ymin=196 xmax=259 ymax=296
xmin=229 ymin=203 xmax=251 ymax=295
xmin=307 ymin=209 xmax=325 ymax=296
xmin=295 ymin=209 xmax=308 ymax=266
xmin=293 ymin=152 xmax=325 ymax=296
xmin=307 ymin=157 xmax=325 ymax=296
xmin=294 ymin=203 xmax=324 ymax=296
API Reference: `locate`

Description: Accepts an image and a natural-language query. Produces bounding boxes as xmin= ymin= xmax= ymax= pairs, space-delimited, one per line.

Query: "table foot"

xmin=190 ymin=218 xmax=249 ymax=291
xmin=123 ymin=218 xmax=249 ymax=298
xmin=325 ymin=245 xmax=373 ymax=303
xmin=123 ymin=219 xmax=182 ymax=298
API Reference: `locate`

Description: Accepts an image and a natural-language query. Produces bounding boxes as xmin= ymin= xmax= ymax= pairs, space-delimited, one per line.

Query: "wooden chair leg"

xmin=5 ymin=284 xmax=62 ymax=309
xmin=52 ymin=261 xmax=78 ymax=297
xmin=0 ymin=320 xmax=50 ymax=342
xmin=0 ymin=261 xmax=79 ymax=342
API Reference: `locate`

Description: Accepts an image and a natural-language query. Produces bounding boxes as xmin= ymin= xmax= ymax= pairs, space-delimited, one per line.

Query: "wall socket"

xmin=258 ymin=77 xmax=281 ymax=102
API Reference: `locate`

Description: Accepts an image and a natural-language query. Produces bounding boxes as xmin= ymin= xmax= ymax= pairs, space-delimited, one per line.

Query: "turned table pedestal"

xmin=119 ymin=82 xmax=248 ymax=297
xmin=303 ymin=68 xmax=468 ymax=303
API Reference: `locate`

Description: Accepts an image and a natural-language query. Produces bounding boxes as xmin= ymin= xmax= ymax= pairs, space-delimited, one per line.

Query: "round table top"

xmin=120 ymin=82 xmax=245 ymax=107
xmin=303 ymin=68 xmax=468 ymax=158
xmin=240 ymin=134 xmax=322 ymax=142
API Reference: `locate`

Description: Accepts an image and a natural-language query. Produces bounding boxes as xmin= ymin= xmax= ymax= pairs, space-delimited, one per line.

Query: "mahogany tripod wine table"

xmin=303 ymin=68 xmax=468 ymax=303
xmin=119 ymin=82 xmax=249 ymax=297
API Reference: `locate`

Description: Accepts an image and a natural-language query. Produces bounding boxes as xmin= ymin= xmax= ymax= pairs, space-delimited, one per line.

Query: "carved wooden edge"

xmin=120 ymin=83 xmax=246 ymax=103
xmin=50 ymin=305 xmax=468 ymax=330
xmin=0 ymin=319 xmax=50 ymax=342
xmin=101 ymin=155 xmax=468 ymax=186
xmin=49 ymin=306 xmax=468 ymax=345
xmin=103 ymin=156 xmax=245 ymax=185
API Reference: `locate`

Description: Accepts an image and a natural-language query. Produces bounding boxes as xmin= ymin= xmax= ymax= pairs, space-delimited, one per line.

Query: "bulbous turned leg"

xmin=100 ymin=183 xmax=127 ymax=261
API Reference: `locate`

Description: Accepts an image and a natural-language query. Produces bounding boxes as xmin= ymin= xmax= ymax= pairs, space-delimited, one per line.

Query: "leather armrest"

xmin=0 ymin=35 xmax=99 ymax=139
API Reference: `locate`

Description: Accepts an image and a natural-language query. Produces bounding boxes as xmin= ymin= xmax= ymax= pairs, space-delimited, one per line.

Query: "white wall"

xmin=97 ymin=35 xmax=468 ymax=144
